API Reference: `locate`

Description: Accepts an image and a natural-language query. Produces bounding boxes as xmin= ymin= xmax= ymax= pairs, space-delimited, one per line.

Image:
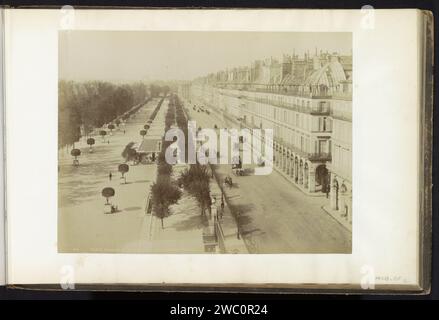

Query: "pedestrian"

xmin=326 ymin=184 xmax=330 ymax=198
xmin=109 ymin=172 xmax=112 ymax=181
xmin=220 ymin=201 xmax=224 ymax=219
xmin=107 ymin=140 xmax=110 ymax=144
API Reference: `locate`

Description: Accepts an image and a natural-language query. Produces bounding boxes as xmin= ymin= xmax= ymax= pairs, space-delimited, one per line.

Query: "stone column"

xmin=278 ymin=147 xmax=282 ymax=169
xmin=308 ymin=166 xmax=316 ymax=193
xmin=330 ymin=173 xmax=337 ymax=210
xmin=294 ymin=160 xmax=298 ymax=182
xmin=282 ymin=149 xmax=287 ymax=172
xmin=290 ymin=156 xmax=295 ymax=178
xmin=278 ymin=149 xmax=282 ymax=168
xmin=280 ymin=149 xmax=284 ymax=171
xmin=304 ymin=166 xmax=309 ymax=188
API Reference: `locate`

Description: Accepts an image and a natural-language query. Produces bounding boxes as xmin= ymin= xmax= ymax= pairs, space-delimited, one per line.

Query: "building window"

xmin=319 ymin=140 xmax=327 ymax=154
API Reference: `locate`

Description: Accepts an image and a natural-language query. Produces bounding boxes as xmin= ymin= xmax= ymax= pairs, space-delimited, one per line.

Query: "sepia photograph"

xmin=3 ymin=7 xmax=431 ymax=294
xmin=58 ymin=31 xmax=353 ymax=254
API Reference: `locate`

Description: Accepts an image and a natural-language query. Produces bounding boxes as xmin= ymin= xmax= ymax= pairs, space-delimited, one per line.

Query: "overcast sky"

xmin=59 ymin=31 xmax=351 ymax=82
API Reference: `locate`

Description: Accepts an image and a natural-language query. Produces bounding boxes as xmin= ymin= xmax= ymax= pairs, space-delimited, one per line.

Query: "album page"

xmin=4 ymin=8 xmax=426 ymax=290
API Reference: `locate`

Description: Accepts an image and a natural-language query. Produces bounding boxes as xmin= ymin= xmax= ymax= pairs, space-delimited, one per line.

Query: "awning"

xmin=136 ymin=137 xmax=162 ymax=153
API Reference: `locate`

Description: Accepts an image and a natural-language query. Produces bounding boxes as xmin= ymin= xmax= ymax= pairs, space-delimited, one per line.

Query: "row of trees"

xmin=149 ymin=84 xmax=171 ymax=98
xmin=120 ymin=97 xmax=167 ymax=165
xmin=59 ymin=80 xmax=170 ymax=149
xmin=100 ymin=97 xmax=169 ymax=210
xmin=174 ymin=95 xmax=212 ymax=215
xmin=151 ymin=95 xmax=212 ymax=229
xmin=151 ymin=98 xmax=182 ymax=228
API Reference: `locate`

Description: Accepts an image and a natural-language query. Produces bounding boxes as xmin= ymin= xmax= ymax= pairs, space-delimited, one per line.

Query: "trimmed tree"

xmin=151 ymin=176 xmax=182 ymax=229
xmin=121 ymin=142 xmax=138 ymax=165
xmin=179 ymin=164 xmax=211 ymax=215
xmin=143 ymin=124 xmax=150 ymax=130
xmin=122 ymin=142 xmax=135 ymax=161
xmin=128 ymin=148 xmax=138 ymax=165
xmin=108 ymin=124 xmax=115 ymax=135
xmin=86 ymin=138 xmax=95 ymax=152
xmin=101 ymin=187 xmax=115 ymax=205
xmin=140 ymin=129 xmax=147 ymax=139
xmin=70 ymin=148 xmax=81 ymax=166
xmin=118 ymin=163 xmax=129 ymax=183
xmin=158 ymin=162 xmax=172 ymax=176
xmin=99 ymin=130 xmax=107 ymax=142
xmin=115 ymin=119 xmax=121 ymax=127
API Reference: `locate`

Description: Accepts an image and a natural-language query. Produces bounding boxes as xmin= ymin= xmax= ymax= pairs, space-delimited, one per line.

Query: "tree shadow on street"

xmin=241 ymin=228 xmax=265 ymax=237
xmin=123 ymin=206 xmax=142 ymax=212
xmin=133 ymin=179 xmax=150 ymax=184
xmin=171 ymin=214 xmax=209 ymax=232
xmin=229 ymin=203 xmax=254 ymax=225
xmin=58 ymin=184 xmax=99 ymax=207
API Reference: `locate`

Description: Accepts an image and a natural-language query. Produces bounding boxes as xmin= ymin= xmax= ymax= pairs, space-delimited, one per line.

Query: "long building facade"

xmin=180 ymin=51 xmax=352 ymax=228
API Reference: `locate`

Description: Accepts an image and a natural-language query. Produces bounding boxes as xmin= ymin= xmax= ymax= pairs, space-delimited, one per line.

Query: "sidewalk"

xmin=146 ymin=163 xmax=206 ymax=253
xmin=322 ymin=205 xmax=352 ymax=232
xmin=274 ymin=163 xmax=326 ymax=197
xmin=209 ymin=167 xmax=248 ymax=254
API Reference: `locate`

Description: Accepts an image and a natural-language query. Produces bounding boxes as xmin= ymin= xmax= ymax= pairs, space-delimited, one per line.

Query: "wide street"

xmin=186 ymin=98 xmax=352 ymax=253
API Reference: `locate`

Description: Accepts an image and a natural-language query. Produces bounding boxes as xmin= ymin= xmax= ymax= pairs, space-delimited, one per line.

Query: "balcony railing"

xmin=215 ymin=83 xmax=334 ymax=98
xmin=247 ymin=87 xmax=332 ymax=99
xmin=220 ymin=91 xmax=331 ymax=115
xmin=332 ymin=91 xmax=352 ymax=101
xmin=253 ymin=97 xmax=331 ymax=115
xmin=273 ymin=139 xmax=332 ymax=162
xmin=308 ymin=153 xmax=332 ymax=161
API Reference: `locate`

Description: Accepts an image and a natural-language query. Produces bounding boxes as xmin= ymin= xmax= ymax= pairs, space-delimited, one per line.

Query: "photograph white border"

xmin=5 ymin=9 xmax=420 ymax=288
